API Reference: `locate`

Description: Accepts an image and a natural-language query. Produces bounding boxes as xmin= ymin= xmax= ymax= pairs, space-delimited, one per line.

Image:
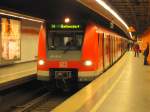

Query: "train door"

xmin=120 ymin=38 xmax=122 ymax=56
xmin=121 ymin=39 xmax=123 ymax=55
xmin=119 ymin=38 xmax=121 ymax=57
xmin=102 ymin=33 xmax=105 ymax=70
xmin=116 ymin=37 xmax=119 ymax=59
xmin=0 ymin=18 xmax=2 ymax=64
xmin=114 ymin=36 xmax=117 ymax=61
xmin=98 ymin=33 xmax=104 ymax=73
xmin=113 ymin=36 xmax=116 ymax=62
xmin=117 ymin=37 xmax=119 ymax=58
xmin=107 ymin=35 xmax=111 ymax=65
xmin=109 ymin=35 xmax=113 ymax=65
xmin=118 ymin=38 xmax=121 ymax=57
xmin=103 ymin=33 xmax=109 ymax=69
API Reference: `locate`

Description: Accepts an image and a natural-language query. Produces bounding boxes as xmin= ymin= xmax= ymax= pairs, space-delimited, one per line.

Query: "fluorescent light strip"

xmin=96 ymin=0 xmax=128 ymax=29
xmin=95 ymin=0 xmax=133 ymax=38
xmin=0 ymin=12 xmax=44 ymax=23
xmin=129 ymin=32 xmax=133 ymax=39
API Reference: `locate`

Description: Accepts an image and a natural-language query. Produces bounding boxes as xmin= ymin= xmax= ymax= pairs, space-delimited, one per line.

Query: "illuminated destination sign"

xmin=50 ymin=24 xmax=81 ymax=29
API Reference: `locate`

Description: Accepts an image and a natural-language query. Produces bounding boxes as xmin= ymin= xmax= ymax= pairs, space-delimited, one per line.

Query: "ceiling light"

xmin=0 ymin=10 xmax=44 ymax=23
xmin=64 ymin=17 xmax=70 ymax=23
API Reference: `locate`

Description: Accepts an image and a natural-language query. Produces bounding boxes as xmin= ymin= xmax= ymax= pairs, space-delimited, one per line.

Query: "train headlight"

xmin=38 ymin=59 xmax=45 ymax=65
xmin=84 ymin=60 xmax=93 ymax=66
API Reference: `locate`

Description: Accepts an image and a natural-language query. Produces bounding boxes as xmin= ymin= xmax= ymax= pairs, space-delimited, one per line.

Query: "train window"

xmin=47 ymin=30 xmax=83 ymax=50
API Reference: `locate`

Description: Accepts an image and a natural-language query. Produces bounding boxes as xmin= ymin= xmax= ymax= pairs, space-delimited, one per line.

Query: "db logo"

xmin=59 ymin=61 xmax=68 ymax=68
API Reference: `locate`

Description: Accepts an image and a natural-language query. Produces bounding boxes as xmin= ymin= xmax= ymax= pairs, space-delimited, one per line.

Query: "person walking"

xmin=143 ymin=43 xmax=149 ymax=65
xmin=134 ymin=42 xmax=140 ymax=57
xmin=127 ymin=42 xmax=130 ymax=51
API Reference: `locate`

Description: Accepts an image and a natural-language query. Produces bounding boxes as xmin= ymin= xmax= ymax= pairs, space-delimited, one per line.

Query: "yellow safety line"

xmin=0 ymin=68 xmax=36 ymax=78
xmin=0 ymin=68 xmax=36 ymax=84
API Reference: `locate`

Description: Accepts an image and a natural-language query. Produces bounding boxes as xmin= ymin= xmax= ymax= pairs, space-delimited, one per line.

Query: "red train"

xmin=37 ymin=0 xmax=127 ymax=90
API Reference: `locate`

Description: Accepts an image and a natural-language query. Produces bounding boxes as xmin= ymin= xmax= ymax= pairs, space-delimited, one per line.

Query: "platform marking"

xmin=90 ymin=68 xmax=125 ymax=112
xmin=0 ymin=68 xmax=36 ymax=78
xmin=0 ymin=68 xmax=36 ymax=83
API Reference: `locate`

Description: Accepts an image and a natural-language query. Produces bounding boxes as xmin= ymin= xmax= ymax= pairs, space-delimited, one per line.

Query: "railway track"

xmin=1 ymin=80 xmax=87 ymax=112
xmin=0 ymin=80 xmax=49 ymax=112
xmin=31 ymin=93 xmax=68 ymax=112
xmin=12 ymin=91 xmax=70 ymax=112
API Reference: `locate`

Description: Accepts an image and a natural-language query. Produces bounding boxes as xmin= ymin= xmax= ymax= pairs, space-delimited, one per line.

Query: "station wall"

xmin=0 ymin=17 xmax=41 ymax=65
xmin=16 ymin=20 xmax=41 ymax=63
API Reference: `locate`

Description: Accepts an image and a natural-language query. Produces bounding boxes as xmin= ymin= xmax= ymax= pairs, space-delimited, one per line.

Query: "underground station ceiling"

xmin=0 ymin=0 xmax=149 ymax=35
xmin=106 ymin=0 xmax=150 ymax=35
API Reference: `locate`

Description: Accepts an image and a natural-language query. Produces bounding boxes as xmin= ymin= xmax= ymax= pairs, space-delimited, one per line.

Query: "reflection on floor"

xmin=97 ymin=52 xmax=150 ymax=112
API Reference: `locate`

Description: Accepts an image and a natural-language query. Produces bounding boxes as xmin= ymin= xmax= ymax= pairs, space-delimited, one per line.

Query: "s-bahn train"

xmin=37 ymin=0 xmax=128 ymax=90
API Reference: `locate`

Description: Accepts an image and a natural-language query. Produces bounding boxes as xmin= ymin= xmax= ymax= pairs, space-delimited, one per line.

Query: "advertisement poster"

xmin=1 ymin=18 xmax=21 ymax=61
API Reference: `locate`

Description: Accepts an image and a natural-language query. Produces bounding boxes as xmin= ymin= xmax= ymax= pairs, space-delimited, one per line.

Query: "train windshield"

xmin=47 ymin=30 xmax=84 ymax=50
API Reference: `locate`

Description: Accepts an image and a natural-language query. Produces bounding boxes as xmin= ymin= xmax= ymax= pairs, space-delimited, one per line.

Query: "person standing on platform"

xmin=134 ymin=42 xmax=140 ymax=57
xmin=127 ymin=42 xmax=130 ymax=51
xmin=143 ymin=43 xmax=149 ymax=65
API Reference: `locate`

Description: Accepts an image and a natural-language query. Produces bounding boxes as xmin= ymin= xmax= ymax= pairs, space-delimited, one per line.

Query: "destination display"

xmin=50 ymin=24 xmax=81 ymax=29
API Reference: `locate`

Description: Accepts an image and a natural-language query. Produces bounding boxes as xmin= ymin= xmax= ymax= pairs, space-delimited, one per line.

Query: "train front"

xmin=37 ymin=19 xmax=86 ymax=91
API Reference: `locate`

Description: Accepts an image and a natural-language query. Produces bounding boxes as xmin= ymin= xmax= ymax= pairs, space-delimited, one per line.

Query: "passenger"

xmin=127 ymin=42 xmax=132 ymax=51
xmin=64 ymin=38 xmax=79 ymax=53
xmin=134 ymin=42 xmax=140 ymax=57
xmin=66 ymin=38 xmax=79 ymax=48
xmin=127 ymin=42 xmax=130 ymax=51
xmin=130 ymin=42 xmax=134 ymax=51
xmin=143 ymin=43 xmax=149 ymax=65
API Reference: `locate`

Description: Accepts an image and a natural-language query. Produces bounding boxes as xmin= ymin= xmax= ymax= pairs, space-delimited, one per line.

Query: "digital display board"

xmin=50 ymin=24 xmax=81 ymax=29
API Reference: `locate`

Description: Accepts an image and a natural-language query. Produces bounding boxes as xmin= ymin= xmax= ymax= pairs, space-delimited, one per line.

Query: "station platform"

xmin=52 ymin=52 xmax=150 ymax=112
xmin=0 ymin=61 xmax=37 ymax=91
